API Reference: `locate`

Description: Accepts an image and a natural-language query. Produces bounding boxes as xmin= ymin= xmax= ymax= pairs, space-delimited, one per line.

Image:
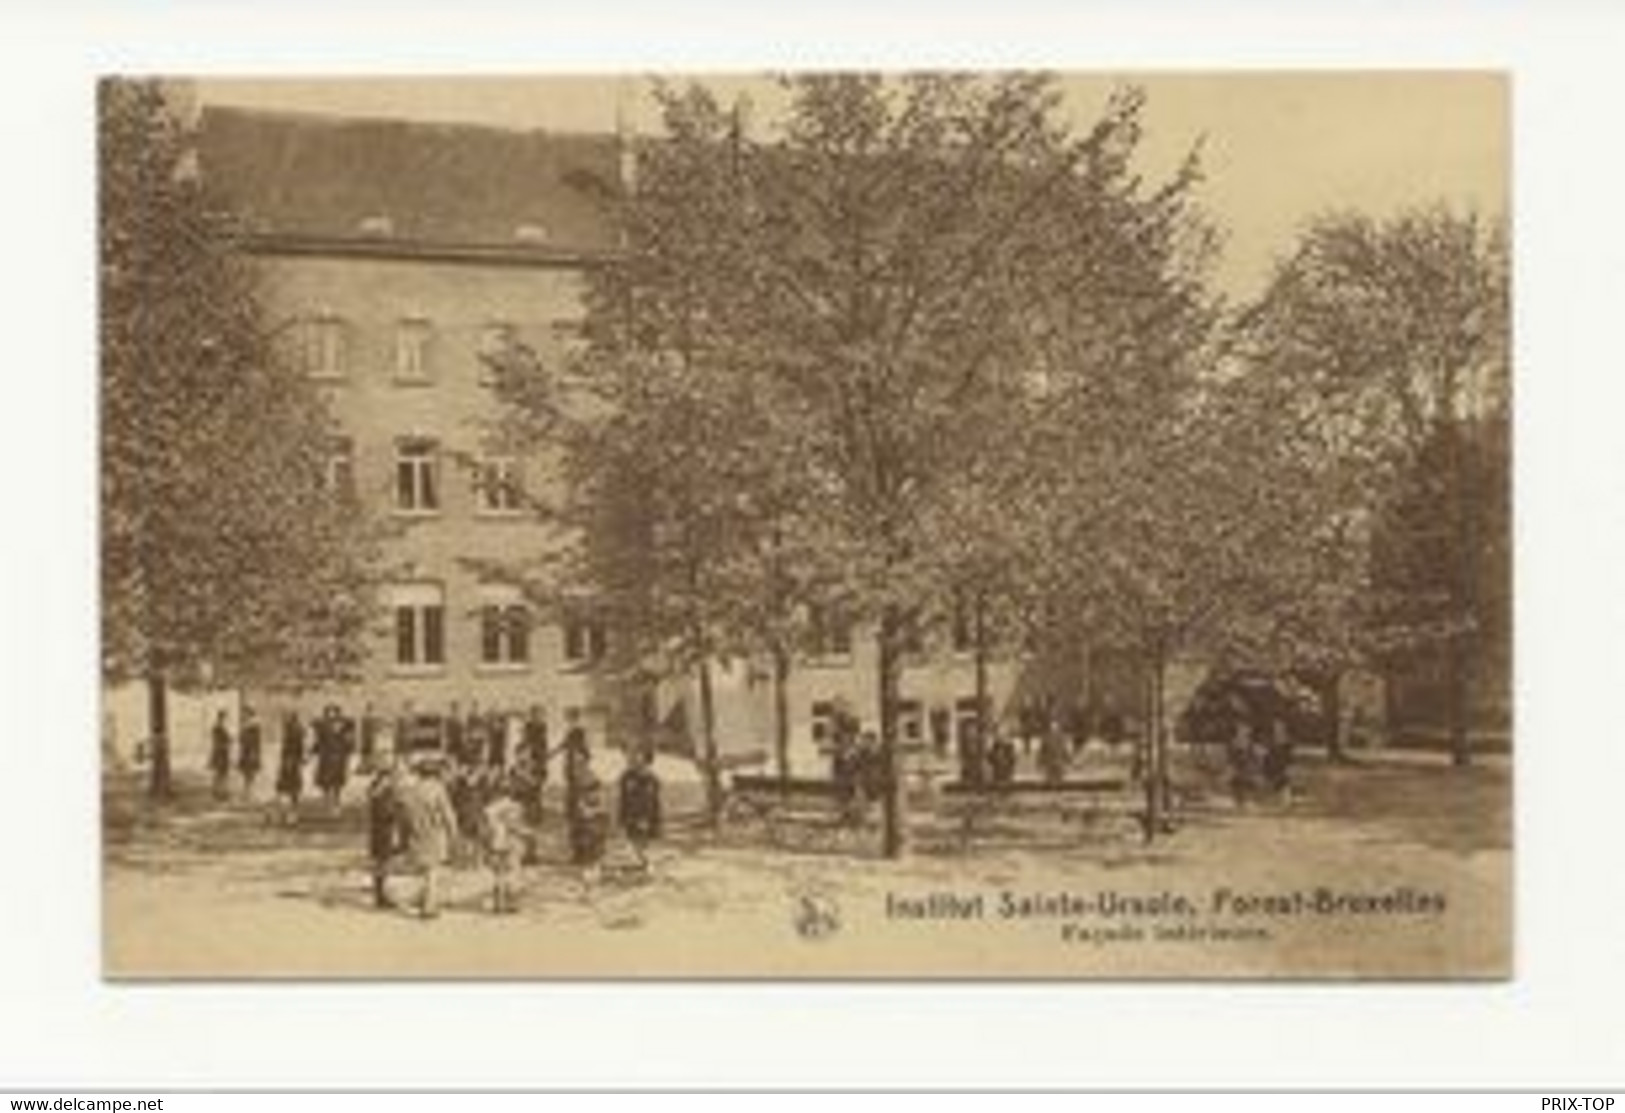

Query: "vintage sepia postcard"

xmin=100 ymin=72 xmax=1510 ymax=979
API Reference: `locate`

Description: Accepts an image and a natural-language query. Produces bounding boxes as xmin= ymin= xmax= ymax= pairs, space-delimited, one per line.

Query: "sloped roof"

xmin=197 ymin=105 xmax=621 ymax=253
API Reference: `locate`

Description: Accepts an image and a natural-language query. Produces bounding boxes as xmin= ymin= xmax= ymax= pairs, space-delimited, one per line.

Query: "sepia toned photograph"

xmin=99 ymin=72 xmax=1510 ymax=979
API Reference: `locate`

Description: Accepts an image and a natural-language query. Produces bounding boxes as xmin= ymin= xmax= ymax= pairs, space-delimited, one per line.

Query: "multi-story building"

xmin=145 ymin=102 xmax=1159 ymax=776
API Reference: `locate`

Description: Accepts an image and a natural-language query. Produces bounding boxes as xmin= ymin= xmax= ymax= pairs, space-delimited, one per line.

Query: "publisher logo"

xmin=793 ymin=891 xmax=841 ymax=941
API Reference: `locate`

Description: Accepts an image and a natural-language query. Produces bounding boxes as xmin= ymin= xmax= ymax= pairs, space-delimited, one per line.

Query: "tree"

xmin=651 ymin=77 xmax=1212 ymax=853
xmin=100 ymin=80 xmax=373 ymax=796
xmin=486 ymin=86 xmax=843 ymax=821
xmin=492 ymin=75 xmax=1224 ymax=852
xmin=1242 ymin=206 xmax=1510 ymax=765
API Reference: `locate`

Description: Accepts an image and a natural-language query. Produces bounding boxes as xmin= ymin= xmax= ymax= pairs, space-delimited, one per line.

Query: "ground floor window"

xmin=563 ymin=614 xmax=607 ymax=666
xmin=810 ymin=700 xmax=838 ymax=749
xmin=389 ymin=583 xmax=445 ymax=669
xmin=955 ymin=695 xmax=984 ymax=740
xmin=479 ymin=585 xmax=531 ymax=667
xmin=395 ymin=437 xmax=439 ymax=513
xmin=896 ymin=698 xmax=923 ymax=745
xmin=808 ymin=605 xmax=853 ymax=660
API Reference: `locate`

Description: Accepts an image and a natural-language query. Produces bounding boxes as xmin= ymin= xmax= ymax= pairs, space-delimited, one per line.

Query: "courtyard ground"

xmin=102 ymin=748 xmax=1510 ymax=979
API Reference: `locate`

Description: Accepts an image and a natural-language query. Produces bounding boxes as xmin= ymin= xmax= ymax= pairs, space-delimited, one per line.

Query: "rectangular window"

xmin=423 ymin=605 xmax=445 ymax=666
xmin=478 ymin=587 xmax=531 ymax=667
xmin=810 ymin=700 xmax=838 ymax=747
xmin=809 ymin=605 xmax=853 ymax=659
xmin=955 ymin=696 xmax=984 ymax=741
xmin=395 ymin=439 xmax=439 ymax=513
xmin=297 ymin=314 xmax=345 ymax=380
xmin=395 ymin=318 xmax=433 ymax=383
xmin=897 ymin=699 xmax=923 ymax=744
xmin=479 ymin=322 xmax=518 ymax=385
xmin=476 ymin=456 xmax=523 ymax=515
xmin=390 ymin=584 xmax=446 ymax=670
xmin=562 ymin=615 xmax=607 ymax=666
xmin=395 ymin=607 xmax=415 ymax=666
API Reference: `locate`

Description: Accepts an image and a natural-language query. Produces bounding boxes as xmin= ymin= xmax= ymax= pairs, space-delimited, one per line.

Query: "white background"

xmin=1 ymin=0 xmax=1621 ymax=1091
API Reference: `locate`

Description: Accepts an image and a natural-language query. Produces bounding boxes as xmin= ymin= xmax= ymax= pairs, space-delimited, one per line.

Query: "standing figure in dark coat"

xmin=312 ymin=704 xmax=354 ymax=811
xmin=617 ymin=748 xmax=663 ymax=862
xmin=274 ymin=710 xmax=307 ymax=825
xmin=465 ymin=702 xmax=489 ymax=769
xmin=447 ymin=764 xmax=487 ymax=868
xmin=394 ymin=700 xmax=419 ymax=758
xmin=929 ymin=706 xmax=951 ymax=759
xmin=443 ymin=701 xmax=465 ymax=765
xmin=208 ymin=710 xmax=233 ymax=801
xmin=358 ymin=702 xmax=381 ymax=775
xmin=486 ymin=710 xmax=509 ymax=769
xmin=987 ymin=730 xmax=1018 ymax=792
xmin=1018 ymin=702 xmax=1041 ymax=757
xmin=831 ymin=730 xmax=863 ymax=827
xmin=563 ymin=725 xmax=607 ymax=870
xmin=855 ymin=730 xmax=889 ymax=821
xmin=1260 ymin=715 xmax=1293 ymax=798
xmin=366 ymin=755 xmax=402 ymax=909
xmin=237 ymin=706 xmax=263 ymax=800
xmin=957 ymin=717 xmax=987 ymax=789
xmin=517 ymin=706 xmax=549 ymax=862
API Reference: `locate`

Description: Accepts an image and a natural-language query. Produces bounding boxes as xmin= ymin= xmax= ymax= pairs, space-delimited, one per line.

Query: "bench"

xmin=937 ymin=775 xmax=1158 ymax=844
xmin=725 ymin=773 xmax=873 ymax=850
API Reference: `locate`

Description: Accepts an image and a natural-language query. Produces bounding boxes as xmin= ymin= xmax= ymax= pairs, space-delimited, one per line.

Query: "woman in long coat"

xmin=311 ymin=705 xmax=353 ymax=810
xmin=275 ymin=710 xmax=307 ymax=824
xmin=207 ymin=711 xmax=233 ymax=801
xmin=237 ymin=707 xmax=263 ymax=799
xmin=563 ymin=735 xmax=607 ymax=868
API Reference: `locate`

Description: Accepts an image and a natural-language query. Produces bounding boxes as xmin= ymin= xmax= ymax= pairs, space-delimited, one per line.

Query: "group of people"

xmin=952 ymin=716 xmax=1111 ymax=791
xmin=820 ymin=700 xmax=1138 ymax=808
xmin=203 ymin=699 xmax=665 ymax=917
xmin=1224 ymin=713 xmax=1295 ymax=805
xmin=827 ymin=716 xmax=893 ymax=827
xmin=205 ymin=701 xmax=545 ymax=819
xmin=207 ymin=702 xmax=386 ymax=816
xmin=361 ymin=709 xmax=665 ymax=918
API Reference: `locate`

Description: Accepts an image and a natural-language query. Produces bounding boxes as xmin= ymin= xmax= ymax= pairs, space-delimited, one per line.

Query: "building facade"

xmin=176 ymin=104 xmax=1155 ymax=775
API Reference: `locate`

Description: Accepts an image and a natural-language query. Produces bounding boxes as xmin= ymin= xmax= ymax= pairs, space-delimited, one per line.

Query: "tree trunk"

xmin=697 ymin=656 xmax=722 ymax=825
xmin=1079 ymin=640 xmax=1095 ymax=743
xmin=1450 ymin=419 xmax=1478 ymax=769
xmin=1144 ymin=641 xmax=1168 ymax=842
xmin=1448 ymin=642 xmax=1472 ymax=768
xmin=973 ymin=592 xmax=990 ymax=749
xmin=772 ymin=645 xmax=791 ymax=788
xmin=1319 ymin=671 xmax=1347 ymax=763
xmin=146 ymin=670 xmax=172 ymax=800
xmin=1144 ymin=633 xmax=1170 ymax=844
xmin=877 ymin=607 xmax=906 ymax=859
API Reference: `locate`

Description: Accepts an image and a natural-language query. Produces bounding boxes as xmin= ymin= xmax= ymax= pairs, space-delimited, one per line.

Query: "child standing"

xmin=481 ymin=776 xmax=530 ymax=914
